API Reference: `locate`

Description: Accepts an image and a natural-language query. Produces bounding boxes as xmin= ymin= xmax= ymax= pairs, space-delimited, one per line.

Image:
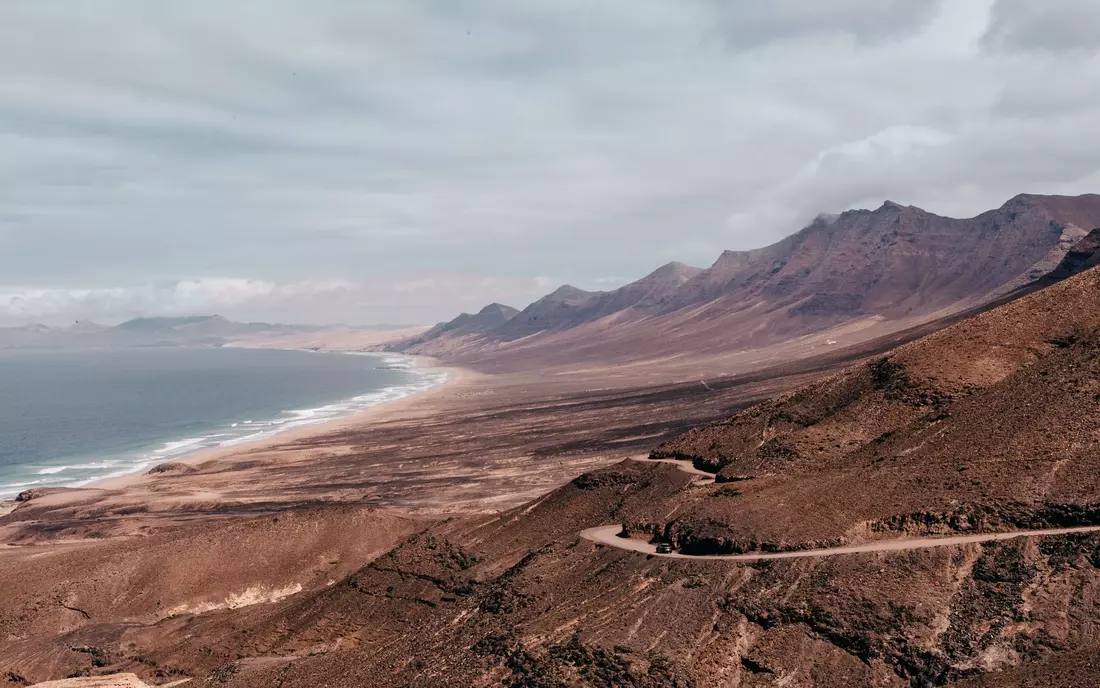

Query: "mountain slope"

xmin=268 ymin=263 xmax=1100 ymax=685
xmin=51 ymin=263 xmax=1100 ymax=688
xmin=396 ymin=193 xmax=1100 ymax=370
xmin=1040 ymin=226 xmax=1100 ymax=284
xmin=7 ymin=261 xmax=1100 ymax=686
xmin=665 ymin=194 xmax=1097 ymax=321
xmin=398 ymin=302 xmax=519 ymax=351
xmin=494 ymin=261 xmax=703 ymax=342
xmin=648 ymin=259 xmax=1100 ymax=550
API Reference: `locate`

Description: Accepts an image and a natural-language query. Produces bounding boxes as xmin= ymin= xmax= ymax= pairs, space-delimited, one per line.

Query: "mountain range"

xmin=394 ymin=193 xmax=1100 ymax=369
xmin=0 ymin=315 xmax=319 ymax=349
xmin=9 ymin=235 xmax=1098 ymax=686
xmin=189 ymin=219 xmax=1100 ymax=686
xmin=6 ymin=195 xmax=1100 ymax=686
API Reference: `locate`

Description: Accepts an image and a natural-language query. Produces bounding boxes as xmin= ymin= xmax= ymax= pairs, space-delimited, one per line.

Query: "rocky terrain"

xmin=647 ymin=265 xmax=1100 ymax=550
xmin=397 ymin=194 xmax=1100 ymax=372
xmin=1038 ymin=227 xmax=1100 ymax=284
xmin=201 ymin=259 xmax=1100 ymax=687
xmin=4 ymin=223 xmax=1100 ymax=686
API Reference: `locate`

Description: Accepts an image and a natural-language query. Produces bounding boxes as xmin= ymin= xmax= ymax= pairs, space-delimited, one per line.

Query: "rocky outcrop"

xmin=14 ymin=489 xmax=42 ymax=503
xmin=146 ymin=462 xmax=197 ymax=475
xmin=1039 ymin=227 xmax=1100 ymax=284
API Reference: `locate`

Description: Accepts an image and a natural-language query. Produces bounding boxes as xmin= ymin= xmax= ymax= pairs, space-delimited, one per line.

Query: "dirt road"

xmin=580 ymin=524 xmax=1100 ymax=561
xmin=630 ymin=456 xmax=715 ymax=483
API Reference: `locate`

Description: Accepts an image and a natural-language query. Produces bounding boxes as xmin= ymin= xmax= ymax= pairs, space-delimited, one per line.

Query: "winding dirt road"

xmin=580 ymin=524 xmax=1100 ymax=561
xmin=610 ymin=456 xmax=1100 ymax=559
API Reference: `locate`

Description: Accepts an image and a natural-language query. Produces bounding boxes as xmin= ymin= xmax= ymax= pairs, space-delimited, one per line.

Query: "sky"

xmin=2 ymin=0 xmax=1100 ymax=326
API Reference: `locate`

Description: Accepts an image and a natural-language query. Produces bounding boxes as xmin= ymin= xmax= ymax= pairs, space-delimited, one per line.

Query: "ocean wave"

xmin=1 ymin=478 xmax=45 ymax=489
xmin=154 ymin=437 xmax=210 ymax=455
xmin=37 ymin=460 xmax=118 ymax=475
xmin=72 ymin=461 xmax=154 ymax=488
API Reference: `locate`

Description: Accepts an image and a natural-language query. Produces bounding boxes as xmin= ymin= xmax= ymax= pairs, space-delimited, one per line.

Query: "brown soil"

xmin=4 ymin=265 xmax=1100 ymax=687
xmin=646 ymin=264 xmax=1100 ymax=553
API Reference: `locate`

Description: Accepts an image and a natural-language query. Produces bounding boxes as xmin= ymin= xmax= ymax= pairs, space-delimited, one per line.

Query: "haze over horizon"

xmin=3 ymin=0 xmax=1100 ymax=326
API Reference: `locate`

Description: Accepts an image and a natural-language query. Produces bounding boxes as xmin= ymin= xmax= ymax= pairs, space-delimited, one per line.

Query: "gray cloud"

xmin=1 ymin=1 xmax=1099 ymax=325
xmin=983 ymin=0 xmax=1100 ymax=53
xmin=709 ymin=0 xmax=944 ymax=47
xmin=0 ymin=276 xmax=555 ymax=327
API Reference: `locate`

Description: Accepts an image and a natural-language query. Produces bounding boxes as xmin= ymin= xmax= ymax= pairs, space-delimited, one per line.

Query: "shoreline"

xmin=87 ymin=354 xmax=469 ymax=493
xmin=1 ymin=353 xmax=469 ymax=503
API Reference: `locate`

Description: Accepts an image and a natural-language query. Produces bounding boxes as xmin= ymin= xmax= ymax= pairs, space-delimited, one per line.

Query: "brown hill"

xmin=404 ymin=262 xmax=704 ymax=358
xmin=232 ymin=264 xmax=1100 ymax=686
xmin=397 ymin=302 xmax=519 ymax=352
xmin=646 ymin=261 xmax=1100 ymax=549
xmin=10 ymin=265 xmax=1100 ymax=686
xmin=397 ymin=193 xmax=1100 ymax=371
xmin=493 ymin=261 xmax=704 ymax=341
xmin=6 ymin=205 xmax=1100 ymax=687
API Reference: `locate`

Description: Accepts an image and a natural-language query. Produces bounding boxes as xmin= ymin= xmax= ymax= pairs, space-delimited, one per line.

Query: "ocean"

xmin=0 ymin=347 xmax=445 ymax=499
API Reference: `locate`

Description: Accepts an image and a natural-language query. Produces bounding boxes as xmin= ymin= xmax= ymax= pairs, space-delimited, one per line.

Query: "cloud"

xmin=1 ymin=1 xmax=1099 ymax=324
xmin=0 ymin=275 xmax=552 ymax=327
xmin=709 ymin=0 xmax=944 ymax=47
xmin=983 ymin=0 xmax=1100 ymax=53
xmin=729 ymin=125 xmax=954 ymax=237
xmin=1 ymin=279 xmax=299 ymax=325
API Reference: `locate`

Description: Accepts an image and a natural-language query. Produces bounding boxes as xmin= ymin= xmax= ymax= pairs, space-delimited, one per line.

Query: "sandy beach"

xmin=82 ymin=355 xmax=471 ymax=493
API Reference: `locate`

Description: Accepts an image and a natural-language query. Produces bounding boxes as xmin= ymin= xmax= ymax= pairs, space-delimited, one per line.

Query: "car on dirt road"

xmin=655 ymin=543 xmax=673 ymax=554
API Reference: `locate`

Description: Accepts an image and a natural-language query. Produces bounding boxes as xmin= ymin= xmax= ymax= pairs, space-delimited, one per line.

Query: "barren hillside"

xmin=7 ymin=259 xmax=1100 ymax=687
xmin=399 ymin=194 xmax=1100 ymax=373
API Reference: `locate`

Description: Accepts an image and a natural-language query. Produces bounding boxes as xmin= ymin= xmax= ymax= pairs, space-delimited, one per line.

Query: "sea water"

xmin=0 ymin=347 xmax=445 ymax=498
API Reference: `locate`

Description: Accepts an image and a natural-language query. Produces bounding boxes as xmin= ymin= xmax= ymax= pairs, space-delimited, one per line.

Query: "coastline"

xmin=0 ymin=353 xmax=469 ymax=504
xmin=85 ymin=355 xmax=472 ymax=494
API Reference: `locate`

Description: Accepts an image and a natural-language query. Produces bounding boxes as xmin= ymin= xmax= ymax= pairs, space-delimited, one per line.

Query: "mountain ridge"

xmin=0 ymin=315 xmax=321 ymax=349
xmin=393 ymin=192 xmax=1100 ymax=367
xmin=36 ymin=259 xmax=1100 ymax=687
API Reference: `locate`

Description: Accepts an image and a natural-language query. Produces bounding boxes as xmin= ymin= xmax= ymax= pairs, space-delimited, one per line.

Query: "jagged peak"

xmin=638 ymin=261 xmax=703 ymax=282
xmin=477 ymin=302 xmax=519 ymax=318
xmin=545 ymin=284 xmax=592 ymax=300
xmin=711 ymin=249 xmax=753 ymax=269
xmin=655 ymin=260 xmax=691 ymax=271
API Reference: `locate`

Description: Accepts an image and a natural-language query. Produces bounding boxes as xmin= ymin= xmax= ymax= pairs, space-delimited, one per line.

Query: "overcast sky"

xmin=2 ymin=0 xmax=1100 ymax=326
